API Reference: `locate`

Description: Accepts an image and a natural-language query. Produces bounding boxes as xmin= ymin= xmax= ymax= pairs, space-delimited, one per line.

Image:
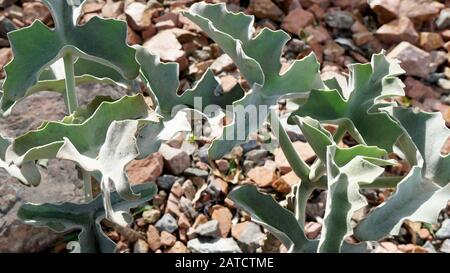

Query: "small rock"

xmin=210 ymin=54 xmax=235 ymax=74
xmin=247 ymin=163 xmax=277 ymax=187
xmin=155 ymin=214 xmax=178 ymax=233
xmin=102 ymin=1 xmax=123 ymax=18
xmin=211 ymin=206 xmax=232 ymax=238
xmin=143 ymin=30 xmax=188 ymax=71
xmin=178 ymin=213 xmax=191 ymax=229
xmin=243 ymin=160 xmax=255 ymax=174
xmin=272 ymin=171 xmax=300 ymax=193
xmin=184 ymin=168 xmax=209 ymax=178
xmin=188 ymin=237 xmax=242 ymax=253
xmin=182 ymin=179 xmax=196 ymax=200
xmin=0 ymin=47 xmax=12 ymax=71
xmin=248 ymin=0 xmax=284 ymax=21
xmin=152 ymin=190 xmax=167 ymax=208
xmin=165 ymin=193 xmax=181 ymax=217
xmin=157 ymin=175 xmax=183 ymax=191
xmin=436 ymin=8 xmax=450 ymax=29
xmin=22 ymin=2 xmax=51 ymax=25
xmin=171 ymin=181 xmax=183 ymax=198
xmin=195 ymin=220 xmax=221 ymax=238
xmin=179 ymin=197 xmax=198 ymax=219
xmin=133 ymin=239 xmax=149 ymax=253
xmin=404 ymin=77 xmax=435 ymax=99
xmin=220 ymin=75 xmax=238 ymax=93
xmin=352 ymin=32 xmax=374 ymax=47
xmin=241 ymin=140 xmax=259 ymax=153
xmin=436 ymin=219 xmax=450 ymax=240
xmin=375 ymin=17 xmax=418 ymax=45
xmin=387 ymin=41 xmax=432 ymax=78
xmin=304 ymin=25 xmax=331 ymax=44
xmin=208 ymin=177 xmax=229 ymax=195
xmin=440 ymin=239 xmax=450 ymax=253
xmin=125 ymin=2 xmax=154 ymax=31
xmin=126 ymin=153 xmax=164 ymax=184
xmin=305 ymin=222 xmax=322 ymax=239
xmin=215 ymin=159 xmax=230 ymax=173
xmin=160 ymin=231 xmax=177 ymax=247
xmin=231 ymin=221 xmax=265 ymax=252
xmin=281 ymin=9 xmax=315 ymax=35
xmin=142 ymin=209 xmax=161 ymax=224
xmin=166 ymin=241 xmax=190 ymax=253
xmin=420 ymin=32 xmax=444 ymax=51
xmin=438 ymin=78 xmax=450 ymax=90
xmin=159 ymin=144 xmax=191 ymax=175
xmin=369 ymin=0 xmax=444 ymax=24
xmin=325 ymin=10 xmax=354 ymax=29
xmin=324 ymin=40 xmax=345 ymax=62
xmin=193 ymin=214 xmax=208 ymax=229
xmin=146 ymin=225 xmax=162 ymax=252
xmin=245 ymin=149 xmax=268 ymax=163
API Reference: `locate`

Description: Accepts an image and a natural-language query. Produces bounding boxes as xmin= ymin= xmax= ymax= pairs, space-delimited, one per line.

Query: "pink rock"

xmin=387 ymin=41 xmax=432 ymax=78
xmin=375 ymin=17 xmax=419 ymax=45
xmin=248 ymin=0 xmax=284 ymax=21
xmin=281 ymin=9 xmax=315 ymax=35
xmin=126 ymin=153 xmax=164 ymax=184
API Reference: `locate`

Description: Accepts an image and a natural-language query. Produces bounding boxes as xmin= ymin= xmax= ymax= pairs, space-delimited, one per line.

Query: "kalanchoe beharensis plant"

xmin=0 ymin=0 xmax=244 ymax=253
xmin=0 ymin=0 xmax=159 ymax=253
xmin=183 ymin=3 xmax=450 ymax=253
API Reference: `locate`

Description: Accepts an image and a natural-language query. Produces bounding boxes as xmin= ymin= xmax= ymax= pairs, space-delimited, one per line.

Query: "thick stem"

xmin=295 ymin=180 xmax=315 ymax=228
xmin=269 ymin=111 xmax=310 ymax=181
xmin=63 ymin=53 xmax=78 ymax=114
xmin=82 ymin=170 xmax=93 ymax=202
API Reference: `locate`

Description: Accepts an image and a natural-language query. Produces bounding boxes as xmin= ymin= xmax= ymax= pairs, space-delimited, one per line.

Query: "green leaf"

xmin=6 ymin=95 xmax=158 ymax=221
xmin=8 ymin=95 xmax=152 ymax=164
xmin=0 ymin=135 xmax=40 ymax=186
xmin=319 ymin=145 xmax=394 ymax=253
xmin=184 ymin=2 xmax=324 ymax=159
xmin=135 ymin=45 xmax=244 ymax=118
xmin=228 ymin=184 xmax=317 ymax=253
xmin=386 ymin=107 xmax=450 ymax=186
xmin=355 ymin=107 xmax=450 ymax=241
xmin=18 ymin=183 xmax=157 ymax=253
xmin=291 ymin=53 xmax=405 ymax=152
xmin=355 ymin=166 xmax=450 ymax=241
xmin=1 ymin=0 xmax=139 ymax=111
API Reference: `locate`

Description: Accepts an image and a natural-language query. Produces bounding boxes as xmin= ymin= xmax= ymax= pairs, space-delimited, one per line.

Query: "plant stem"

xmin=295 ymin=180 xmax=314 ymax=229
xmin=82 ymin=169 xmax=93 ymax=202
xmin=63 ymin=53 xmax=78 ymax=114
xmin=269 ymin=111 xmax=310 ymax=181
xmin=63 ymin=53 xmax=92 ymax=201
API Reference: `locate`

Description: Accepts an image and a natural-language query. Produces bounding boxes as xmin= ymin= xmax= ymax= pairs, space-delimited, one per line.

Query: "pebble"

xmin=155 ymin=213 xmax=179 ymax=233
xmin=195 ymin=220 xmax=221 ymax=238
xmin=133 ymin=239 xmax=149 ymax=253
xmin=187 ymin=237 xmax=242 ymax=253
xmin=146 ymin=225 xmax=162 ymax=251
xmin=184 ymin=167 xmax=209 ymax=178
xmin=245 ymin=149 xmax=268 ymax=163
xmin=166 ymin=241 xmax=190 ymax=253
xmin=231 ymin=221 xmax=265 ymax=252
xmin=211 ymin=206 xmax=233 ymax=238
xmin=142 ymin=209 xmax=161 ymax=224
xmin=241 ymin=140 xmax=259 ymax=153
xmin=157 ymin=175 xmax=183 ymax=191
xmin=159 ymin=144 xmax=191 ymax=175
xmin=160 ymin=231 xmax=177 ymax=247
xmin=182 ymin=179 xmax=196 ymax=200
xmin=387 ymin=41 xmax=432 ymax=78
xmin=436 ymin=8 xmax=450 ymax=29
xmin=325 ymin=10 xmax=354 ymax=29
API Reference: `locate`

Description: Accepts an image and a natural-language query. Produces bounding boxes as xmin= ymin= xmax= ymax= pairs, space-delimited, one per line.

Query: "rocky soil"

xmin=0 ymin=0 xmax=450 ymax=253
